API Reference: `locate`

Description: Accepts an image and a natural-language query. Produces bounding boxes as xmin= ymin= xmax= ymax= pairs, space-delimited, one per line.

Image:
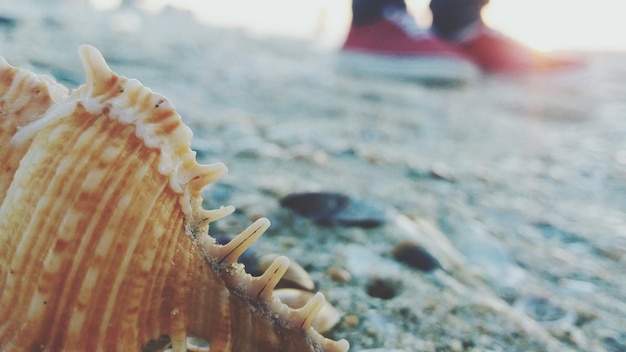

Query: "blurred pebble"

xmin=405 ymin=163 xmax=455 ymax=182
xmin=533 ymin=221 xmax=583 ymax=243
xmin=0 ymin=15 xmax=18 ymax=31
xmin=332 ymin=198 xmax=387 ymax=228
xmin=327 ymin=267 xmax=352 ymax=283
xmin=597 ymin=235 xmax=626 ymax=261
xmin=280 ymin=192 xmax=349 ymax=221
xmin=344 ymin=315 xmax=359 ymax=327
xmin=430 ymin=163 xmax=456 ymax=182
xmin=366 ymin=278 xmax=400 ymax=300
xmin=515 ymin=296 xmax=576 ymax=327
xmin=562 ymin=328 xmax=587 ymax=348
xmin=603 ymin=332 xmax=626 ymax=352
xmin=279 ymin=192 xmax=386 ymax=228
xmin=392 ymin=241 xmax=441 ymax=273
xmin=391 ymin=214 xmax=464 ymax=271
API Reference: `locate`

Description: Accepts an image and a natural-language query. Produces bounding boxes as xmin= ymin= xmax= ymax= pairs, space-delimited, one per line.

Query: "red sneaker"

xmin=339 ymin=9 xmax=479 ymax=84
xmin=456 ymin=24 xmax=584 ymax=74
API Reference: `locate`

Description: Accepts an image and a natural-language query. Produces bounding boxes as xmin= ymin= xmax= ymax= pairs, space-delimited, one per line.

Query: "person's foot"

xmin=451 ymin=23 xmax=583 ymax=74
xmin=339 ymin=8 xmax=479 ymax=84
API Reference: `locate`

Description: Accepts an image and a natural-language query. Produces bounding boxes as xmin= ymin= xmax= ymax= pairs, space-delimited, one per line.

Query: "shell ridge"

xmin=9 ymin=85 xmax=71 ymax=150
xmin=4 ymin=113 xmax=101 ymax=322
xmin=93 ymin=175 xmax=168 ymax=350
xmin=75 ymin=45 xmax=228 ymax=215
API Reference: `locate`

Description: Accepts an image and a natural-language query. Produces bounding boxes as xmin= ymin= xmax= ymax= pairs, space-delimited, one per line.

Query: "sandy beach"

xmin=1 ymin=1 xmax=625 ymax=351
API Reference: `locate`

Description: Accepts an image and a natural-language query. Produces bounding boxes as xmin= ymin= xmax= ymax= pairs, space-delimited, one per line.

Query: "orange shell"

xmin=0 ymin=45 xmax=349 ymax=352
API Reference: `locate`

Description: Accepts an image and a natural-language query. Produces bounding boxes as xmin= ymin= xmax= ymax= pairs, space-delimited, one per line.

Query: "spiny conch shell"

xmin=258 ymin=253 xmax=316 ymax=291
xmin=273 ymin=289 xmax=342 ymax=334
xmin=0 ymin=45 xmax=349 ymax=352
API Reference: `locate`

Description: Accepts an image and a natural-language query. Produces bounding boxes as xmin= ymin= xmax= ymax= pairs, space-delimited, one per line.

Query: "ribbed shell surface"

xmin=0 ymin=46 xmax=349 ymax=352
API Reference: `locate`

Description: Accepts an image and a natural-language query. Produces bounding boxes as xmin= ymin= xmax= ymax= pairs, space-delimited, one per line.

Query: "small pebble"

xmin=327 ymin=267 xmax=352 ymax=283
xmin=515 ymin=296 xmax=576 ymax=327
xmin=366 ymin=278 xmax=400 ymax=300
xmin=392 ymin=241 xmax=441 ymax=272
xmin=332 ymin=198 xmax=387 ymax=228
xmin=603 ymin=332 xmax=626 ymax=352
xmin=344 ymin=315 xmax=359 ymax=327
xmin=518 ymin=296 xmax=566 ymax=321
xmin=430 ymin=163 xmax=456 ymax=182
xmin=0 ymin=16 xmax=18 ymax=31
xmin=563 ymin=328 xmax=587 ymax=347
xmin=280 ymin=192 xmax=349 ymax=222
xmin=279 ymin=192 xmax=386 ymax=228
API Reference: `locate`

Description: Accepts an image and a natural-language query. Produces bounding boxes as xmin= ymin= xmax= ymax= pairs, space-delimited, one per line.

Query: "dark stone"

xmin=603 ymin=333 xmax=626 ymax=352
xmin=366 ymin=278 xmax=400 ymax=300
xmin=392 ymin=241 xmax=441 ymax=272
xmin=331 ymin=198 xmax=387 ymax=228
xmin=406 ymin=165 xmax=456 ymax=182
xmin=0 ymin=16 xmax=18 ymax=31
xmin=279 ymin=192 xmax=386 ymax=228
xmin=280 ymin=192 xmax=350 ymax=221
xmin=533 ymin=222 xmax=585 ymax=244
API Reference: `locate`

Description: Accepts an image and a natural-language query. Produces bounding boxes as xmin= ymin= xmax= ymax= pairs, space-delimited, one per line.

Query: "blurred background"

xmin=90 ymin=0 xmax=626 ymax=52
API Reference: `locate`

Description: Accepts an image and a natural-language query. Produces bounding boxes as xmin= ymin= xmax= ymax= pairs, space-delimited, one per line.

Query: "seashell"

xmin=0 ymin=45 xmax=349 ymax=352
xmin=258 ymin=253 xmax=316 ymax=291
xmin=273 ymin=288 xmax=342 ymax=334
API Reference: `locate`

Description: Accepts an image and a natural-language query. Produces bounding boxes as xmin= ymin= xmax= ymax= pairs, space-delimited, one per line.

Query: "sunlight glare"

xmin=484 ymin=0 xmax=626 ymax=51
